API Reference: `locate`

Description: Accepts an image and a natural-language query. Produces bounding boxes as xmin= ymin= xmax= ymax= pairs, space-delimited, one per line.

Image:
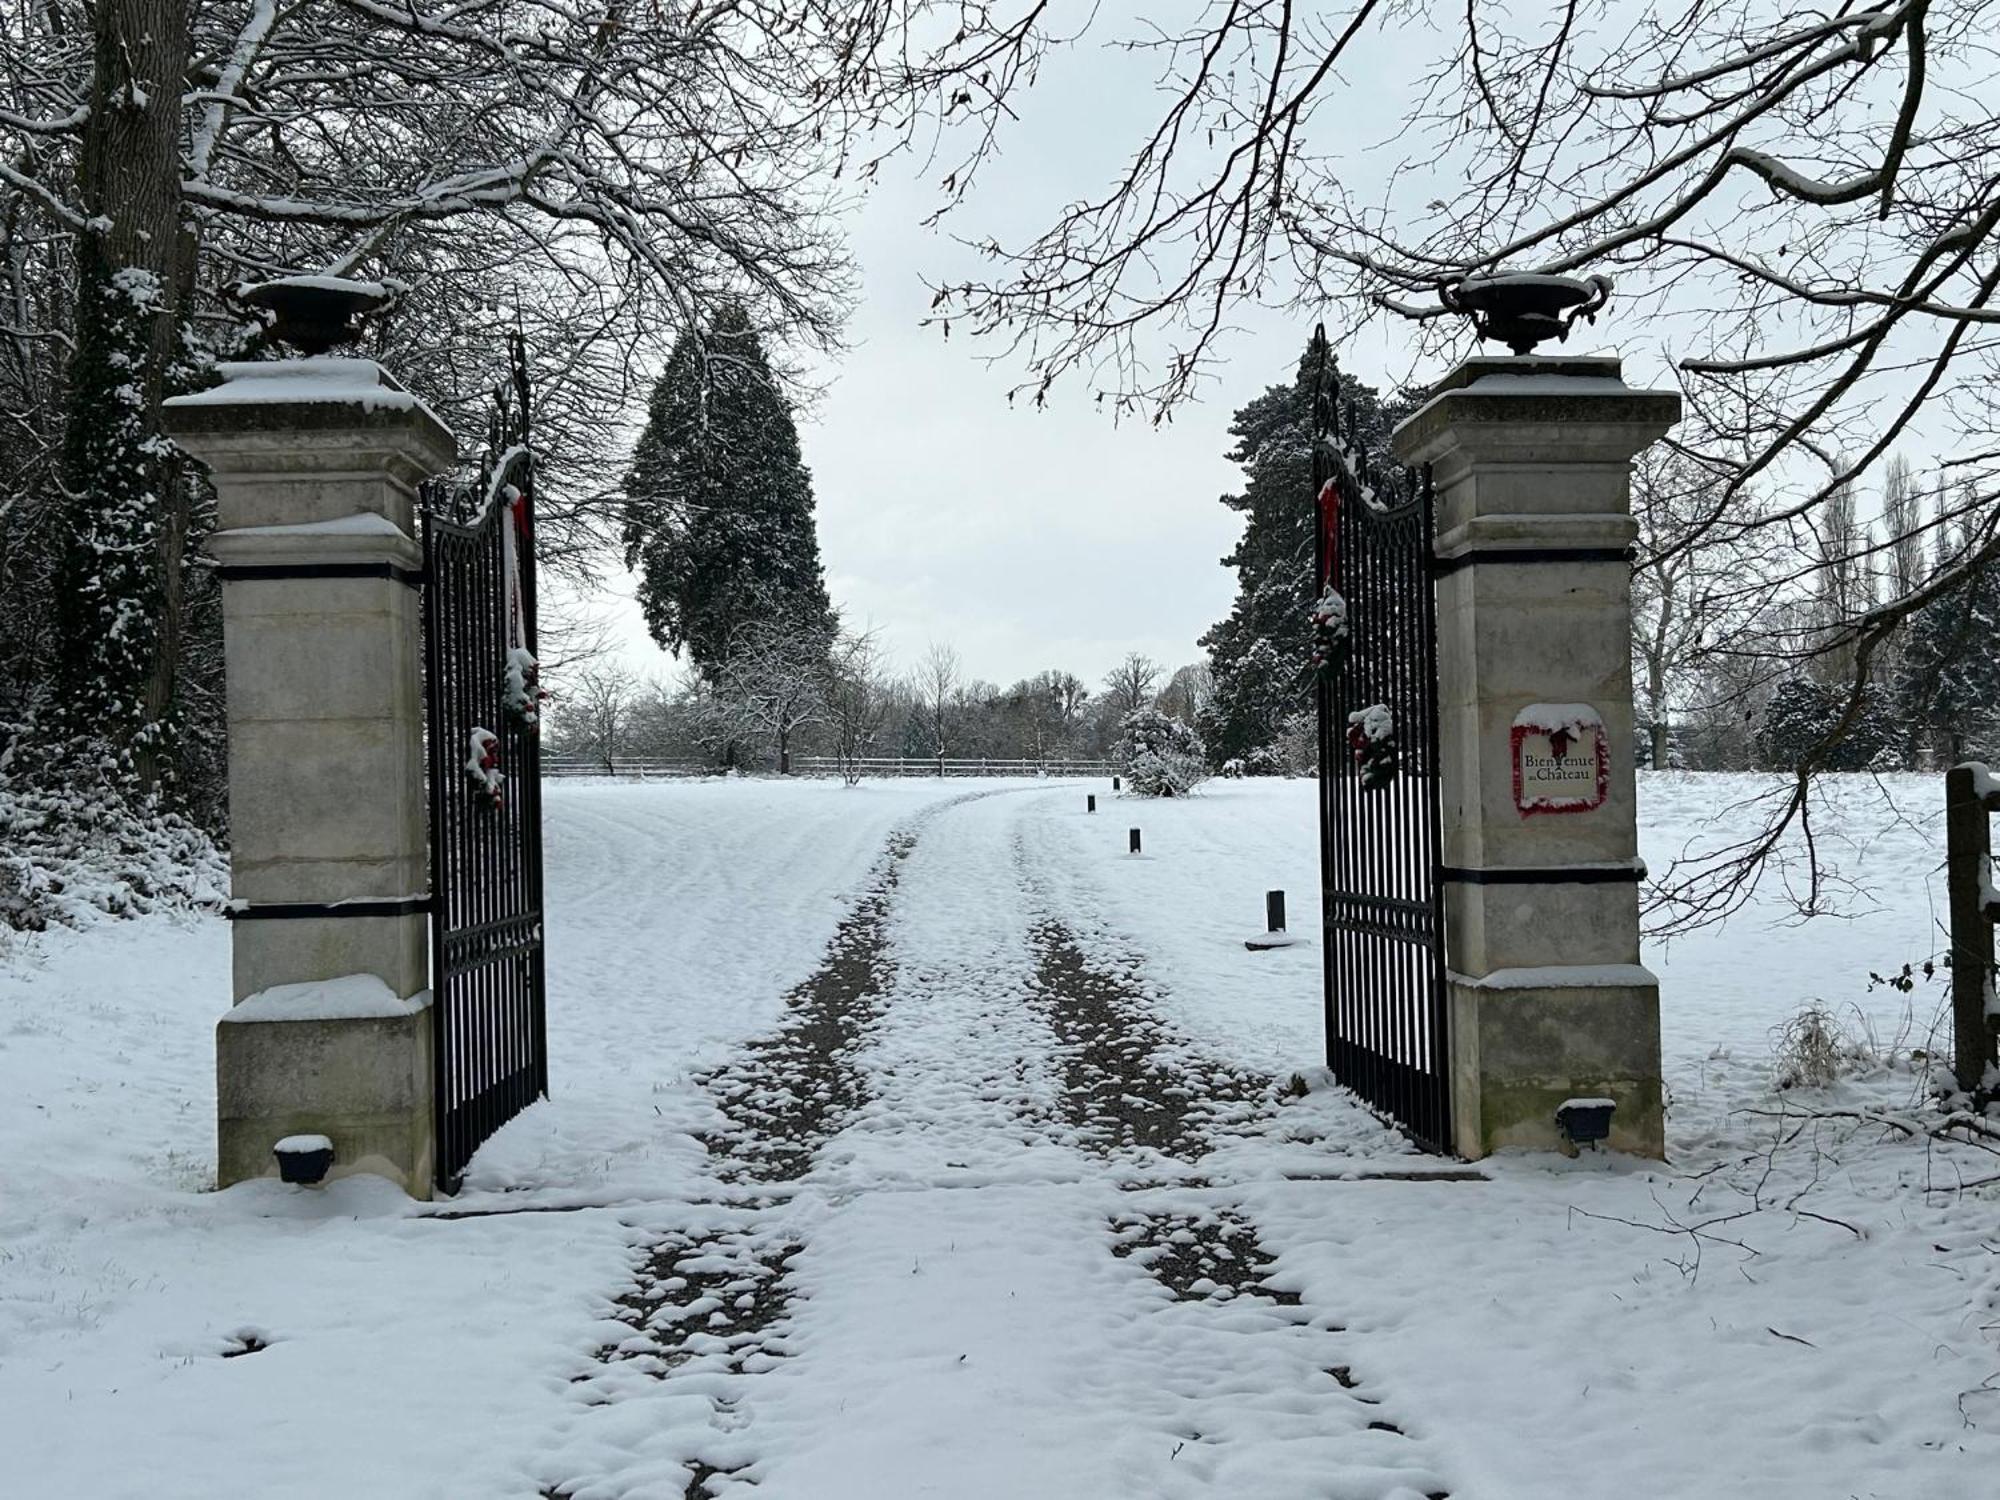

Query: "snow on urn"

xmin=228 ymin=275 xmax=395 ymax=356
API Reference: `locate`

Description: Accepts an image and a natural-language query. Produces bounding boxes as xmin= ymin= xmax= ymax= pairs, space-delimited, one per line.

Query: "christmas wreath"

xmin=466 ymin=727 xmax=505 ymax=809
xmin=1346 ymin=703 xmax=1397 ymax=791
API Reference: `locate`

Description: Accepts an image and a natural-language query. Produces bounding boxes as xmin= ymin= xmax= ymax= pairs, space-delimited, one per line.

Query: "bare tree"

xmin=563 ymin=663 xmax=640 ymax=773
xmin=907 ymin=1 xmax=2000 ymax=927
xmin=1631 ymin=450 xmax=1771 ymax=769
xmin=705 ymin=623 xmax=828 ymax=775
xmin=824 ymin=630 xmax=891 ymax=785
xmin=0 ymin=0 xmax=1054 ymax=784
xmin=912 ymin=642 xmax=962 ymax=771
xmin=1156 ymin=661 xmax=1214 ymax=727
xmin=1101 ymin=652 xmax=1163 ymax=722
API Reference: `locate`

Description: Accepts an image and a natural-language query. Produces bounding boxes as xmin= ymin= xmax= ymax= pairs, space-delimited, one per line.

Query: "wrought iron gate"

xmin=421 ymin=345 xmax=549 ymax=1189
xmin=1309 ymin=331 xmax=1452 ymax=1151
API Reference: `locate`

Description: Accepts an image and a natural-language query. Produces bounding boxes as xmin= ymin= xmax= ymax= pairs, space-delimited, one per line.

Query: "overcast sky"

xmin=579 ymin=14 xmax=1649 ymax=695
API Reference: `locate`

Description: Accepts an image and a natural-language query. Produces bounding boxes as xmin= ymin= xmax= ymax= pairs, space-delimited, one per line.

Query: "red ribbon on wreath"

xmin=1316 ymin=475 xmax=1342 ymax=587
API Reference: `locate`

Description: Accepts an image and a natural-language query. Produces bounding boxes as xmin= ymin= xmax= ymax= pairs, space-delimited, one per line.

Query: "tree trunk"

xmin=1650 ymin=719 xmax=1669 ymax=771
xmin=54 ymin=0 xmax=190 ymax=786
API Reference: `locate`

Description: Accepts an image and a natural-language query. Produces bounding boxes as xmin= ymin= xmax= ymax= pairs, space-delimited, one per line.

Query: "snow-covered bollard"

xmin=1245 ymin=890 xmax=1303 ymax=952
xmin=273 ymin=1134 xmax=335 ymax=1185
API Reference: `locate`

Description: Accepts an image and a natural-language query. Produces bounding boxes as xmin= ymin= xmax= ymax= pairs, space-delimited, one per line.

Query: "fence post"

xmin=1947 ymin=764 xmax=1999 ymax=1094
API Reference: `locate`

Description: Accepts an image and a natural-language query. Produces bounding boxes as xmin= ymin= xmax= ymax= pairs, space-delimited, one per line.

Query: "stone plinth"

xmin=1393 ymin=355 xmax=1680 ymax=1159
xmin=164 ymin=360 xmax=454 ymax=1196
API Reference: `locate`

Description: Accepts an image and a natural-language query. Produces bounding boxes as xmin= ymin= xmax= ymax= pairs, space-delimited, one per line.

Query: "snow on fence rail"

xmin=542 ymin=755 xmax=1117 ymax=780
xmin=543 ymin=757 xmax=706 ymax=778
xmin=1945 ymin=764 xmax=2000 ymax=1098
xmin=792 ymin=756 xmax=1116 ymax=778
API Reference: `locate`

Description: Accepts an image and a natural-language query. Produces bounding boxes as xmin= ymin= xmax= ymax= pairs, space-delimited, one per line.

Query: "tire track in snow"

xmin=542 ymin=787 xmax=1044 ymax=1498
xmin=544 ymin=786 xmax=1452 ymax=1497
xmin=693 ymin=785 xmax=1042 ymax=1183
xmin=1010 ymin=817 xmax=1455 ymax=1497
xmin=693 ymin=829 xmax=911 ymax=1183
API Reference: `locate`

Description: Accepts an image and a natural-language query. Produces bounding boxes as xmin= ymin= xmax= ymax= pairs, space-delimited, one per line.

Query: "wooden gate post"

xmin=1946 ymin=765 xmax=2000 ymax=1095
xmin=164 ymin=358 xmax=455 ymax=1197
xmin=1392 ymin=355 xmax=1679 ymax=1158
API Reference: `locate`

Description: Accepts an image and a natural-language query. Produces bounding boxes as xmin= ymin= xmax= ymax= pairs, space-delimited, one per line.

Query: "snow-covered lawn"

xmin=2 ymin=773 xmax=1995 ymax=1497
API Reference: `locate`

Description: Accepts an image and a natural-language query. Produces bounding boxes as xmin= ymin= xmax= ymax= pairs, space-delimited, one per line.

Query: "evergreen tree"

xmin=1756 ymin=677 xmax=1899 ymax=771
xmin=1197 ymin=332 xmax=1408 ymax=765
xmin=1897 ymin=531 xmax=2000 ymax=763
xmin=623 ymin=305 xmax=836 ymax=675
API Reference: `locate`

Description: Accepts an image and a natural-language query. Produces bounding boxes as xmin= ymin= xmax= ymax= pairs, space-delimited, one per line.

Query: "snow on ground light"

xmin=0 ymin=771 xmax=1995 ymax=1498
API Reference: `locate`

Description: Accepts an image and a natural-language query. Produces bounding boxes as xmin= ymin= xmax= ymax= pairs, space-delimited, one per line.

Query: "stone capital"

xmin=1391 ymin=356 xmax=1682 ymax=475
xmin=164 ymin=358 xmax=456 ymax=532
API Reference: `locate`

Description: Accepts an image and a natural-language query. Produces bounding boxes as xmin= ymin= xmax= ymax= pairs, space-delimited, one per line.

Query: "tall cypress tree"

xmin=1897 ymin=542 xmax=2000 ymax=763
xmin=623 ymin=304 xmax=836 ymax=674
xmin=1197 ymin=333 xmax=1408 ymax=764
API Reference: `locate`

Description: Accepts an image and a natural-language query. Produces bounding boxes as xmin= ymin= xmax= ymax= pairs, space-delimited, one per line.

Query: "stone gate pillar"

xmin=164 ymin=358 xmax=454 ymax=1196
xmin=1391 ymin=356 xmax=1680 ymax=1158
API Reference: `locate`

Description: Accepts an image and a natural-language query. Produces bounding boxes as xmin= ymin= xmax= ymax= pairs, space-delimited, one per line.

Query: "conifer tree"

xmin=1197 ymin=332 xmax=1407 ymax=765
xmin=623 ymin=307 xmax=836 ymax=676
xmin=1897 ymin=513 xmax=2000 ymax=764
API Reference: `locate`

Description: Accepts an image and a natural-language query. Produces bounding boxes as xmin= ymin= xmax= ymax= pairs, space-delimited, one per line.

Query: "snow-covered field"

xmin=2 ymin=773 xmax=1996 ymax=1498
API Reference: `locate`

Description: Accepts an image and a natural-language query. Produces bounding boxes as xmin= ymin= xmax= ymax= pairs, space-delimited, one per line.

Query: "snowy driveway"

xmin=3 ymin=775 xmax=1997 ymax=1498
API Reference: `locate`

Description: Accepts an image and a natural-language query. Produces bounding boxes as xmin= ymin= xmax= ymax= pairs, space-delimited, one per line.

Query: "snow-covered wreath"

xmin=466 ymin=727 xmax=505 ymax=810
xmin=1309 ymin=584 xmax=1350 ymax=680
xmin=1346 ymin=703 xmax=1397 ymax=791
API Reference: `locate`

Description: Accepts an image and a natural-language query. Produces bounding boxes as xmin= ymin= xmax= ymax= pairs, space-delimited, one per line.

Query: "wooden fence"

xmin=1945 ymin=762 xmax=2000 ymax=1098
xmin=793 ymin=756 xmax=1115 ymax=779
xmin=543 ymin=755 xmax=1116 ymax=780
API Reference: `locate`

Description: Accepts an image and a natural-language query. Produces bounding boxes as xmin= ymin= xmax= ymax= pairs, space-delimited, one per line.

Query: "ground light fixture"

xmin=1554 ymin=1098 xmax=1617 ymax=1150
xmin=273 ymin=1134 xmax=336 ymax=1185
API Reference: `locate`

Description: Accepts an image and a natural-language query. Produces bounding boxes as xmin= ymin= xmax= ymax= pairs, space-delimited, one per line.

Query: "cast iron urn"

xmin=1440 ymin=270 xmax=1612 ymax=356
xmin=230 ymin=276 xmax=394 ymax=356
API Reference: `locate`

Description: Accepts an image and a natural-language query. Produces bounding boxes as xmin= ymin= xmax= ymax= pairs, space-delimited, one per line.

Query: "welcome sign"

xmin=1511 ymin=704 xmax=1609 ymax=815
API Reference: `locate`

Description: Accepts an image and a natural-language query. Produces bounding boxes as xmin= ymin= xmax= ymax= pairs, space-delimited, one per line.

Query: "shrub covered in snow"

xmin=0 ymin=759 xmax=226 ymax=933
xmin=1116 ymin=708 xmax=1208 ymax=798
xmin=1220 ymin=746 xmax=1285 ymax=778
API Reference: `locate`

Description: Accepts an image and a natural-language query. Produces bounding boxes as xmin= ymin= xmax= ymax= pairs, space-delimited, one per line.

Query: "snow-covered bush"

xmin=0 ymin=762 xmax=226 ymax=934
xmin=1219 ymin=745 xmax=1284 ymax=778
xmin=1116 ymin=708 xmax=1208 ymax=798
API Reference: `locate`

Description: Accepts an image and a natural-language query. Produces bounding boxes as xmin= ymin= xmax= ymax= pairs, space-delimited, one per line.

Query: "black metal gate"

xmin=422 ymin=346 xmax=549 ymax=1189
xmin=1310 ymin=332 xmax=1452 ymax=1151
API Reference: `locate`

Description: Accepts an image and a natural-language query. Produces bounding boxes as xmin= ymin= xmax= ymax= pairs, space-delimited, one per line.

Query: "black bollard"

xmin=1112 ymin=775 xmax=1121 ymax=792
xmin=1266 ymin=890 xmax=1286 ymax=933
xmin=1087 ymin=794 xmax=1097 ymax=813
xmin=1129 ymin=827 xmax=1142 ymax=855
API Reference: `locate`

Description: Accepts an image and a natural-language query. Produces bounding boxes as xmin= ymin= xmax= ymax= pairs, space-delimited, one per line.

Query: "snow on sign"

xmin=1511 ymin=703 xmax=1608 ymax=815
